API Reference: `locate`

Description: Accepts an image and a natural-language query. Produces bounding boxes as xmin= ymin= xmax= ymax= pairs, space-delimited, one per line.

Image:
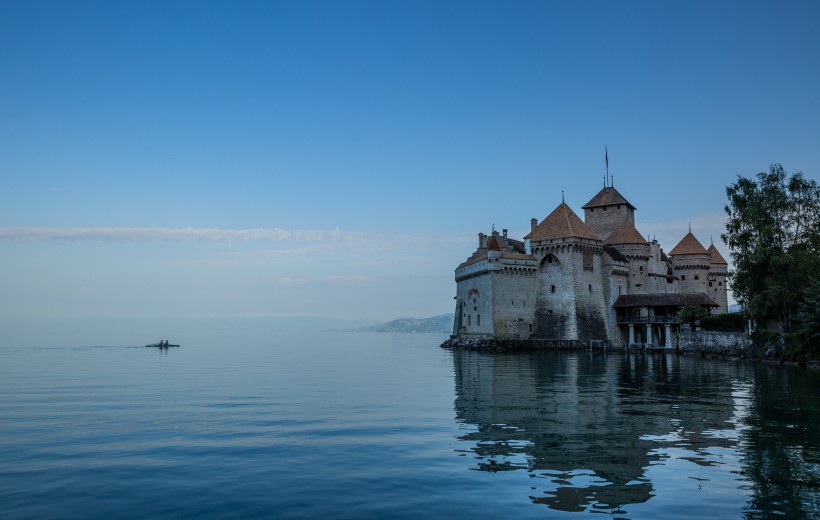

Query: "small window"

xmin=551 ymin=285 xmax=556 ymax=293
xmin=694 ymin=275 xmax=699 ymax=280
xmin=719 ymin=282 xmax=722 ymax=286
xmin=529 ymin=324 xmax=532 ymax=332
xmin=583 ymin=253 xmax=593 ymax=272
xmin=709 ymin=282 xmax=713 ymax=287
xmin=588 ymin=284 xmax=592 ymax=293
xmin=681 ymin=275 xmax=686 ymax=281
xmin=603 ymin=206 xmax=607 ymax=211
xmin=468 ymin=315 xmax=471 ymax=326
xmin=639 ymin=266 xmax=643 ymax=273
xmin=477 ymin=314 xmax=480 ymax=326
xmin=617 ymin=205 xmax=621 ymax=209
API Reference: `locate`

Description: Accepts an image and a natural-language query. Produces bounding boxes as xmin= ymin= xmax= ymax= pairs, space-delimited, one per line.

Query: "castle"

xmin=451 ymin=182 xmax=728 ymax=347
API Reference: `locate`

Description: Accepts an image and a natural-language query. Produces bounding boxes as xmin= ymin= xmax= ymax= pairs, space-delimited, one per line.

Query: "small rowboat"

xmin=146 ymin=342 xmax=180 ymax=348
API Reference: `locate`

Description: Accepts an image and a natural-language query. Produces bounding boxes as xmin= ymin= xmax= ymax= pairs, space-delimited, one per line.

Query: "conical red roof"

xmin=669 ymin=232 xmax=708 ymax=256
xmin=488 ymin=235 xmax=501 ymax=251
xmin=582 ymin=186 xmax=636 ymax=210
xmin=524 ymin=203 xmax=600 ymax=242
xmin=603 ymin=220 xmax=648 ymax=245
xmin=707 ymin=244 xmax=728 ymax=264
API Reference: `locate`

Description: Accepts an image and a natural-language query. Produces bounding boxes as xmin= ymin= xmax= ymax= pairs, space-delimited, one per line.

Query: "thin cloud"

xmin=0 ymin=226 xmax=368 ymax=243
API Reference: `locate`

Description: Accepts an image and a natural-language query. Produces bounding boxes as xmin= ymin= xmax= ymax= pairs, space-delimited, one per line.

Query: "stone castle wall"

xmin=571 ymin=248 xmax=609 ymax=342
xmin=455 ymin=270 xmax=494 ymax=336
xmin=673 ymin=253 xmax=710 ymax=295
xmin=584 ymin=205 xmax=634 ymax=240
xmin=491 ymin=269 xmax=536 ymax=339
xmin=677 ymin=331 xmax=751 ymax=355
xmin=708 ymin=265 xmax=729 ymax=313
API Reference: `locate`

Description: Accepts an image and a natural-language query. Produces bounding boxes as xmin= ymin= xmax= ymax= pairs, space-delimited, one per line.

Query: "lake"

xmin=0 ymin=322 xmax=817 ymax=519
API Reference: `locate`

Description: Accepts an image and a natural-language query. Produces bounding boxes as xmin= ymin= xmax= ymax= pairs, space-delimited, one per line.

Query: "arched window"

xmin=468 ymin=315 xmax=472 ymax=326
xmin=477 ymin=314 xmax=481 ymax=326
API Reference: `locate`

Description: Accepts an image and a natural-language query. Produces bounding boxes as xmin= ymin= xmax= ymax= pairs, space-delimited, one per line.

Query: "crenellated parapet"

xmin=530 ymin=239 xmax=603 ymax=259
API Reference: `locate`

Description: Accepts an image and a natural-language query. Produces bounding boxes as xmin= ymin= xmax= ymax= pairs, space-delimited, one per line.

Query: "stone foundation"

xmin=440 ymin=336 xmax=588 ymax=350
xmin=677 ymin=331 xmax=751 ymax=356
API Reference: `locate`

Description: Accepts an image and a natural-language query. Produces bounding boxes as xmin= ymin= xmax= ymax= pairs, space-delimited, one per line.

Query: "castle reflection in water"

xmin=451 ymin=350 xmax=744 ymax=513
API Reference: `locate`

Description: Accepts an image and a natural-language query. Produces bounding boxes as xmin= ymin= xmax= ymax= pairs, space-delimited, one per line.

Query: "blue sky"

xmin=1 ymin=1 xmax=818 ymax=327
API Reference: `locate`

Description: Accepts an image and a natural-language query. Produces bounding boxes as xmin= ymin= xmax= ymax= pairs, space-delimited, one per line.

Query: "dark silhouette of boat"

xmin=146 ymin=340 xmax=180 ymax=348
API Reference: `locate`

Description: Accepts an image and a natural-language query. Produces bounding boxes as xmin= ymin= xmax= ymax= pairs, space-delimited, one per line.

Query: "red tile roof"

xmin=524 ymin=203 xmax=600 ymax=242
xmin=707 ymin=244 xmax=728 ymax=265
xmin=582 ymin=186 xmax=636 ymax=210
xmin=603 ymin=219 xmax=648 ymax=245
xmin=457 ymin=250 xmax=487 ymax=269
xmin=668 ymin=232 xmax=708 ymax=256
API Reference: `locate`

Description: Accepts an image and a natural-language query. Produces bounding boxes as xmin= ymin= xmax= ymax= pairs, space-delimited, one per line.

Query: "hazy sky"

xmin=1 ymin=0 xmax=818 ymax=326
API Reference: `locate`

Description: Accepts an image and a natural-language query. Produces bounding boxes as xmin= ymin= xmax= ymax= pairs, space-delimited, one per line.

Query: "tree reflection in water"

xmin=450 ymin=350 xmax=819 ymax=517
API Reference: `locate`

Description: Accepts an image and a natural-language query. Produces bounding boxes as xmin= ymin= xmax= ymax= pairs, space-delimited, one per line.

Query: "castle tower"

xmin=669 ymin=231 xmax=711 ymax=297
xmin=453 ymin=228 xmax=537 ymax=339
xmin=706 ymin=242 xmax=729 ymax=314
xmin=525 ymin=203 xmax=608 ymax=343
xmin=603 ymin=219 xmax=651 ymax=294
xmin=582 ymin=186 xmax=636 ymax=241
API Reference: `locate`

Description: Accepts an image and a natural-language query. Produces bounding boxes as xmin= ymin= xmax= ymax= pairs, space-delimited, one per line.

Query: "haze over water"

xmin=0 ymin=322 xmax=817 ymax=519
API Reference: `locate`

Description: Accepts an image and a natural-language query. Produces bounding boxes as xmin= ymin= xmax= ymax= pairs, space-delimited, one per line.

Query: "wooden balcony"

xmin=617 ymin=316 xmax=680 ymax=325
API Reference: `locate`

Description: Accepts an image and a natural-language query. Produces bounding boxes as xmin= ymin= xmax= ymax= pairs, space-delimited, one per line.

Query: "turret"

xmin=669 ymin=230 xmax=711 ymax=296
xmin=603 ymin=219 xmax=651 ymax=294
xmin=706 ymin=242 xmax=729 ymax=314
xmin=582 ymin=186 xmax=636 ymax=241
xmin=525 ymin=203 xmax=607 ymax=342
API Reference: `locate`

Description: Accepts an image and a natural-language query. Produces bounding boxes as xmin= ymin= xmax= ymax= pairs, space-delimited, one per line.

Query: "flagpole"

xmin=605 ymin=146 xmax=609 ymax=187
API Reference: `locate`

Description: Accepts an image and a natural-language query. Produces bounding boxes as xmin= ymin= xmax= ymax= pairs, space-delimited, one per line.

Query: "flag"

xmin=605 ymin=147 xmax=608 ymax=170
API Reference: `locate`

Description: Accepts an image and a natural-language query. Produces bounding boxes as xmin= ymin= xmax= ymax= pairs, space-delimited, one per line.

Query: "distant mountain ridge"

xmin=360 ymin=314 xmax=454 ymax=333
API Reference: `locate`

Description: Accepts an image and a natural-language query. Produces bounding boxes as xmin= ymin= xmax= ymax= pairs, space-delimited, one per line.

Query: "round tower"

xmin=603 ymin=219 xmax=650 ymax=294
xmin=669 ymin=230 xmax=711 ymax=296
xmin=525 ymin=202 xmax=607 ymax=343
xmin=706 ymin=242 xmax=729 ymax=314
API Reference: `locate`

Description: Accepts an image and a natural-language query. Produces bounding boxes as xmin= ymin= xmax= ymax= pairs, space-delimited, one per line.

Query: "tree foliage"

xmin=722 ymin=164 xmax=820 ymax=332
xmin=678 ymin=304 xmax=709 ymax=327
xmin=700 ymin=312 xmax=745 ymax=332
xmin=798 ymin=277 xmax=820 ymax=342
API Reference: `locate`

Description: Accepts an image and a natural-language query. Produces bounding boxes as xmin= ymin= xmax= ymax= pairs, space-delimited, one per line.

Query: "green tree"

xmin=678 ymin=304 xmax=708 ymax=328
xmin=798 ymin=277 xmax=820 ymax=342
xmin=722 ymin=164 xmax=820 ymax=332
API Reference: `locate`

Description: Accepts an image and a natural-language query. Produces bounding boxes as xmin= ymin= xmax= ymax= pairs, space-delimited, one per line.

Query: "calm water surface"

xmin=1 ymin=323 xmax=817 ymax=519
